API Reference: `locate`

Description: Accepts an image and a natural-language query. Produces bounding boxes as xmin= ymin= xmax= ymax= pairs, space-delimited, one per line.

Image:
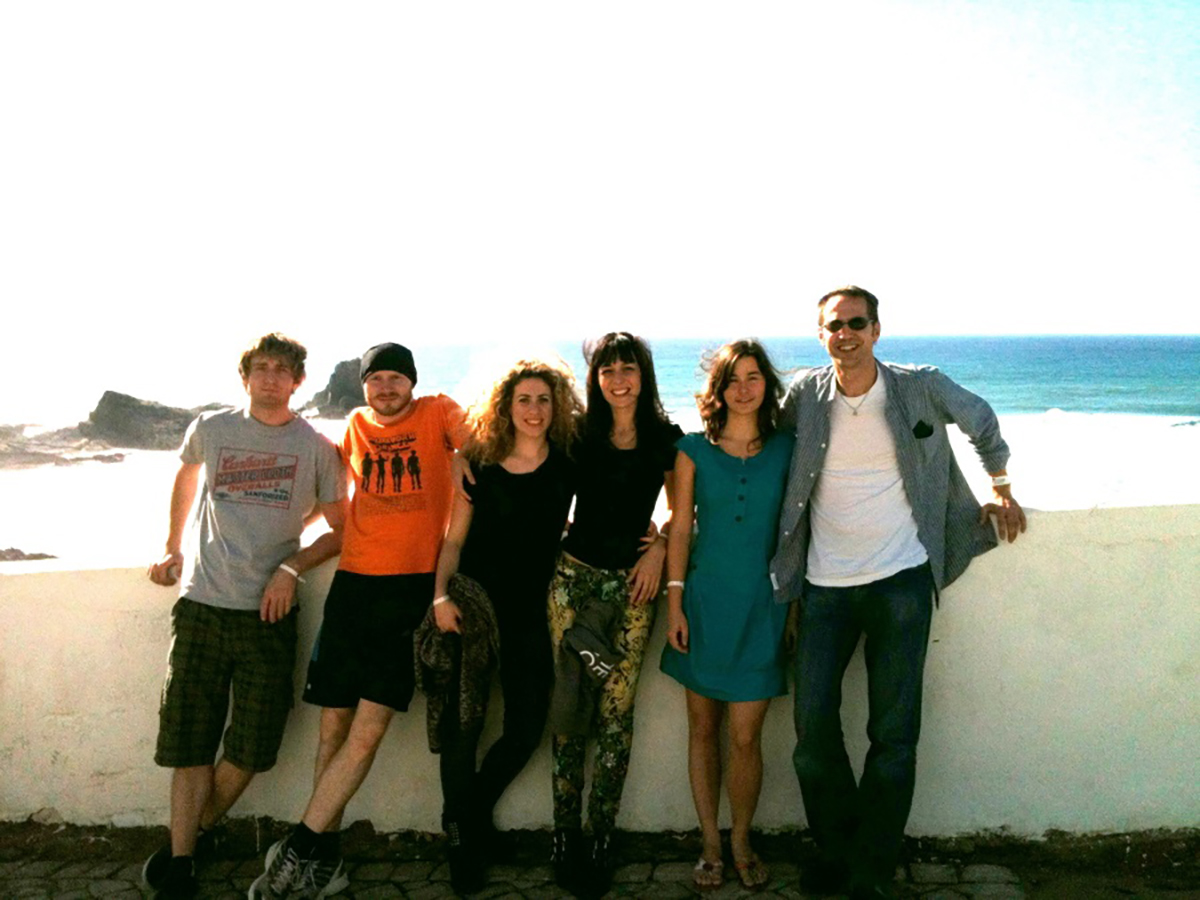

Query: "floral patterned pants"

xmin=547 ymin=554 xmax=656 ymax=834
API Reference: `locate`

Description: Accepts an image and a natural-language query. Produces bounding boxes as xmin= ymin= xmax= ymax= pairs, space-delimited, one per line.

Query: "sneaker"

xmin=292 ymin=855 xmax=350 ymax=899
xmin=248 ymin=836 xmax=308 ymax=900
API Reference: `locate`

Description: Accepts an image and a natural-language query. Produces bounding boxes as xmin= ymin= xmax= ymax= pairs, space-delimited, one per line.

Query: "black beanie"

xmin=360 ymin=343 xmax=418 ymax=385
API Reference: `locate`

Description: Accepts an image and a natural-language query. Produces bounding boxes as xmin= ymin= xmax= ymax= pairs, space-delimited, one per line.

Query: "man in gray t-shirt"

xmin=143 ymin=333 xmax=347 ymax=898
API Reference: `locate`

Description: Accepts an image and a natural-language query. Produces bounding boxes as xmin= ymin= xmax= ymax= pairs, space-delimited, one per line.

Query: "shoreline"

xmin=2 ymin=411 xmax=1198 ymax=566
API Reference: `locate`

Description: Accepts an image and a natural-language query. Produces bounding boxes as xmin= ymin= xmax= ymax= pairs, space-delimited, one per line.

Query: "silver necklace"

xmin=837 ymin=391 xmax=868 ymax=415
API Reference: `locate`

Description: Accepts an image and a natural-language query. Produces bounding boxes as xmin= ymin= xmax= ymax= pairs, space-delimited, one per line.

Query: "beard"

xmin=370 ymin=395 xmax=410 ymax=418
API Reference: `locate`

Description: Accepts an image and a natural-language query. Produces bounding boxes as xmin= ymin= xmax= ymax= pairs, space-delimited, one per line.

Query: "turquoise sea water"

xmin=408 ymin=336 xmax=1200 ymax=420
xmin=2 ymin=336 xmax=1195 ymax=431
xmin=4 ymin=336 xmax=1197 ymax=562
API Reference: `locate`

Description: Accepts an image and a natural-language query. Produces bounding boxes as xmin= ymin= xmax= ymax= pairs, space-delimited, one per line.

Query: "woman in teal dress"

xmin=661 ymin=339 xmax=793 ymax=891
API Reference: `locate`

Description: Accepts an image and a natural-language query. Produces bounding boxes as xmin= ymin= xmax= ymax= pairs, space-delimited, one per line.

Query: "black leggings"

xmin=439 ymin=624 xmax=553 ymax=827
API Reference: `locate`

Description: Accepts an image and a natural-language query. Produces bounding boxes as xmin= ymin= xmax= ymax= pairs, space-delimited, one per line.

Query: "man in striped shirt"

xmin=770 ymin=286 xmax=1025 ymax=900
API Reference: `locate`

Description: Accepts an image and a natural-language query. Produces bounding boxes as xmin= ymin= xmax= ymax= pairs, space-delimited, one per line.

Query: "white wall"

xmin=2 ymin=505 xmax=1197 ymax=835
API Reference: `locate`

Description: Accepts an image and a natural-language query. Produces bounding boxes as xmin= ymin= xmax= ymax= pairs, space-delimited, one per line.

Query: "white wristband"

xmin=278 ymin=563 xmax=305 ymax=584
xmin=991 ymin=475 xmax=1011 ymax=487
xmin=667 ymin=580 xmax=685 ymax=589
xmin=433 ymin=595 xmax=450 ymax=606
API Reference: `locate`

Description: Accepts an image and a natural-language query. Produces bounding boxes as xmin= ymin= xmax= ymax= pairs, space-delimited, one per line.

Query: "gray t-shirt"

xmin=179 ymin=408 xmax=345 ymax=611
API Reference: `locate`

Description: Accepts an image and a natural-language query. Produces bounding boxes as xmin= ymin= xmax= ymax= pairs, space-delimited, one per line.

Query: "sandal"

xmin=734 ymin=853 xmax=770 ymax=891
xmin=692 ymin=856 xmax=725 ymax=891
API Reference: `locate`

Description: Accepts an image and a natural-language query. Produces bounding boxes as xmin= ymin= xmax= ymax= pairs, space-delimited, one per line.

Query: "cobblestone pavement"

xmin=0 ymin=856 xmax=1033 ymax=900
xmin=0 ymin=822 xmax=1195 ymax=899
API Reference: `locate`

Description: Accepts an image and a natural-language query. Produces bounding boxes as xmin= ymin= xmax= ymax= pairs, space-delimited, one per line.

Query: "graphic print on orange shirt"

xmin=352 ymin=431 xmax=428 ymax=510
xmin=213 ymin=447 xmax=299 ymax=509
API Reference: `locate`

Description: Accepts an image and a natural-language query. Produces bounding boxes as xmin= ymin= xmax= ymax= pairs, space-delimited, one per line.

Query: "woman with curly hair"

xmin=431 ymin=357 xmax=583 ymax=893
xmin=660 ymin=339 xmax=794 ymax=891
xmin=547 ymin=331 xmax=682 ymax=897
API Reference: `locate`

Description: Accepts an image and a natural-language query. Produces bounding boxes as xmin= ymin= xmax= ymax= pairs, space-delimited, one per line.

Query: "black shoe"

xmin=142 ymin=845 xmax=172 ymax=893
xmin=154 ymin=856 xmax=197 ymax=899
xmin=143 ymin=826 xmax=220 ymax=892
xmin=446 ymin=820 xmax=486 ymax=895
xmin=470 ymin=808 xmax=518 ymax=864
xmin=551 ymin=828 xmax=586 ymax=895
xmin=799 ymin=856 xmax=850 ymax=895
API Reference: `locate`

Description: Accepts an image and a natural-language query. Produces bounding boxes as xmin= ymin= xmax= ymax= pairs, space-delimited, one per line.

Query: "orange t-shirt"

xmin=338 ymin=394 xmax=468 ymax=575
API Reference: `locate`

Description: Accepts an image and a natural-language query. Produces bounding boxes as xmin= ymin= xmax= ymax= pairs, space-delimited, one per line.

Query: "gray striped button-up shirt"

xmin=769 ymin=361 xmax=1010 ymax=602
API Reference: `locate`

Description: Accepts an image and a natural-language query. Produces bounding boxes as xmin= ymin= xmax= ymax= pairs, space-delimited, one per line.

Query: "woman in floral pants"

xmin=547 ymin=332 xmax=681 ymax=898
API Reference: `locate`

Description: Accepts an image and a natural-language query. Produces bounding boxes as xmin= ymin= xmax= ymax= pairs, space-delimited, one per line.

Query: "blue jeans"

xmin=792 ymin=562 xmax=934 ymax=889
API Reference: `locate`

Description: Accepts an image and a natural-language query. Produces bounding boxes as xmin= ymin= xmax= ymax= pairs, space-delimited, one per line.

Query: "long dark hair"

xmin=697 ymin=339 xmax=783 ymax=447
xmin=582 ymin=331 xmax=672 ymax=444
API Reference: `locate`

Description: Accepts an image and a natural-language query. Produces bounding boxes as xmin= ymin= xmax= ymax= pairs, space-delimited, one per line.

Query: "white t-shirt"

xmin=806 ymin=372 xmax=928 ymax=587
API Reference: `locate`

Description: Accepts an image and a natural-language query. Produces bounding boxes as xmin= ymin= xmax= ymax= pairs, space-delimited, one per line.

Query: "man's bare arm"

xmin=260 ymin=496 xmax=349 ymax=622
xmin=148 ymin=462 xmax=201 ymax=586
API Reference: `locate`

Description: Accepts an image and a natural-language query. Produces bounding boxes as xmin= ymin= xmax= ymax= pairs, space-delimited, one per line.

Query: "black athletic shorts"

xmin=302 ymin=570 xmax=433 ymax=711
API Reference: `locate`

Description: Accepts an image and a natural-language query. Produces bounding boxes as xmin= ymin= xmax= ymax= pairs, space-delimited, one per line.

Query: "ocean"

xmin=2 ymin=336 xmax=1197 ymax=566
xmin=402 ymin=335 xmax=1200 ymax=421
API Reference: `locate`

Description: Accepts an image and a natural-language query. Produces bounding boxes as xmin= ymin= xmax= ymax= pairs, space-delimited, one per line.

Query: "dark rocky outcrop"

xmin=0 ymin=424 xmax=126 ymax=470
xmin=1 ymin=392 xmax=224 ymax=468
xmin=78 ymin=391 xmax=225 ymax=451
xmin=0 ymin=547 xmax=57 ymax=561
xmin=307 ymin=358 xmax=362 ymax=417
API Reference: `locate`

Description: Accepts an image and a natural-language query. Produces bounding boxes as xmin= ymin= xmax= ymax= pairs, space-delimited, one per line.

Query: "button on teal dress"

xmin=661 ymin=431 xmax=795 ymax=701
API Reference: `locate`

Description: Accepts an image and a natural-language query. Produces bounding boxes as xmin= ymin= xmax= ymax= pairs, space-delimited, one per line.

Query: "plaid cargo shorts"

xmin=155 ymin=597 xmax=297 ymax=772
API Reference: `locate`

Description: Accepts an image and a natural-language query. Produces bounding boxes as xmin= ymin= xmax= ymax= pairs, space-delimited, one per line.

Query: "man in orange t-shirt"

xmin=251 ymin=342 xmax=467 ymax=900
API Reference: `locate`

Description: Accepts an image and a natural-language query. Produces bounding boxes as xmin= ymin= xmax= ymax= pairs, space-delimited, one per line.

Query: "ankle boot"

xmin=589 ymin=831 xmax=613 ymax=898
xmin=470 ymin=802 xmax=516 ymax=864
xmin=551 ymin=827 xmax=584 ymax=893
xmin=446 ymin=820 xmax=485 ymax=895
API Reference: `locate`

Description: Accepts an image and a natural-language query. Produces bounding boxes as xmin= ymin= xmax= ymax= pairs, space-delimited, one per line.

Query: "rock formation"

xmin=0 ymin=424 xmax=125 ymax=470
xmin=307 ymin=358 xmax=362 ymax=417
xmin=0 ymin=547 xmax=57 ymax=561
xmin=78 ymin=392 xmax=226 ymax=451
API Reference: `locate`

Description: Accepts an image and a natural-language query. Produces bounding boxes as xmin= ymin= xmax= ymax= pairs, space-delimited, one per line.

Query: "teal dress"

xmin=660 ymin=431 xmax=794 ymax=701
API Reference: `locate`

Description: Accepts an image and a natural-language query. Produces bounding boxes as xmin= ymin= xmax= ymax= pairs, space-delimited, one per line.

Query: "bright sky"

xmin=1 ymin=1 xmax=1196 ymax=423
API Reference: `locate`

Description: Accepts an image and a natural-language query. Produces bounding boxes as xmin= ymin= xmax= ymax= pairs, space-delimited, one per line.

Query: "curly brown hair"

xmin=697 ymin=339 xmax=784 ymax=447
xmin=464 ymin=357 xmax=584 ymax=465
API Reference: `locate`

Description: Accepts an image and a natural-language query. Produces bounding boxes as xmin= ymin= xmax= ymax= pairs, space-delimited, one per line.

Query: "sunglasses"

xmin=823 ymin=317 xmax=873 ymax=333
